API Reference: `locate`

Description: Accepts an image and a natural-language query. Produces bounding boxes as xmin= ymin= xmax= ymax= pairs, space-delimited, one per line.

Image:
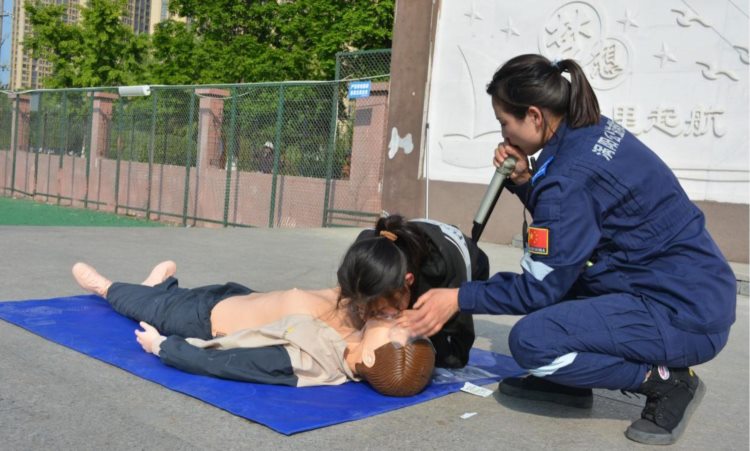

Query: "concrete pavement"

xmin=0 ymin=226 xmax=747 ymax=450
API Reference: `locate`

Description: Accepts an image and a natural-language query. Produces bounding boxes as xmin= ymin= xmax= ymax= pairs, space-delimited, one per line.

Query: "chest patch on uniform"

xmin=527 ymin=227 xmax=550 ymax=255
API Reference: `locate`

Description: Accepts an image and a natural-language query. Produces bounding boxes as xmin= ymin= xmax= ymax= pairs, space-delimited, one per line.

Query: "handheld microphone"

xmin=470 ymin=156 xmax=517 ymax=242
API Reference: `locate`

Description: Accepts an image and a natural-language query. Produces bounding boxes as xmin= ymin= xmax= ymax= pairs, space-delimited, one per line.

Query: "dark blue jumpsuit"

xmin=458 ymin=117 xmax=736 ymax=391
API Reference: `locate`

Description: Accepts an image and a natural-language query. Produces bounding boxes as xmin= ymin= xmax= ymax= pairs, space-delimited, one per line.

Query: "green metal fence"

xmin=0 ymin=49 xmax=390 ymax=228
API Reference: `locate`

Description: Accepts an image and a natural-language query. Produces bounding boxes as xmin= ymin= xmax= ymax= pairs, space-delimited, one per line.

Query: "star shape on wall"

xmin=500 ymin=17 xmax=520 ymax=39
xmin=654 ymin=42 xmax=677 ymax=68
xmin=464 ymin=1 xmax=483 ymax=25
xmin=616 ymin=9 xmax=639 ymax=32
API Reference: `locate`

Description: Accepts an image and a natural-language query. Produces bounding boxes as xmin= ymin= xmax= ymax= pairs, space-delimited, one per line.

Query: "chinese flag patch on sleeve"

xmin=527 ymin=226 xmax=550 ymax=255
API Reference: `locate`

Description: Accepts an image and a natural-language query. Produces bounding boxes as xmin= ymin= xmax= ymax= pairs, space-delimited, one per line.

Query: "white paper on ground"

xmin=460 ymin=382 xmax=494 ymax=397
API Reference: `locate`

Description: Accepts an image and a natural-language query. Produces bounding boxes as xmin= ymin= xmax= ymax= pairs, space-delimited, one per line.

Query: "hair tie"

xmin=379 ymin=230 xmax=398 ymax=242
xmin=551 ymin=58 xmax=562 ymax=71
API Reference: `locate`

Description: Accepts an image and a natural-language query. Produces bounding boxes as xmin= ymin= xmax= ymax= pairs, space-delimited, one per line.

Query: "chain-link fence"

xmin=0 ymin=49 xmax=391 ymax=228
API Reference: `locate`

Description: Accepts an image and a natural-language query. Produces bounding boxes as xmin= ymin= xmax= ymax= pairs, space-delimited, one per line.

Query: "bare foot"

xmin=141 ymin=260 xmax=177 ymax=287
xmin=72 ymin=262 xmax=113 ymax=297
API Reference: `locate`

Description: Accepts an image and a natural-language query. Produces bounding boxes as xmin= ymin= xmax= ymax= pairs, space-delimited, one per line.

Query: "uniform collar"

xmin=530 ymin=120 xmax=570 ymax=185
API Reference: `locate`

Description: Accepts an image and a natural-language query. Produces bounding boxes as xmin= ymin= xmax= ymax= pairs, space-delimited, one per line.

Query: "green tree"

xmin=148 ymin=20 xmax=203 ymax=85
xmin=25 ymin=0 xmax=150 ymax=88
xmin=23 ymin=2 xmax=83 ymax=88
xmin=150 ymin=0 xmax=394 ymax=84
xmin=25 ymin=0 xmax=393 ymax=87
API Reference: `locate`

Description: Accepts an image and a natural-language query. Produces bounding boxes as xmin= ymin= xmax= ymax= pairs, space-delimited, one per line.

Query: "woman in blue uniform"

xmin=400 ymin=54 xmax=736 ymax=445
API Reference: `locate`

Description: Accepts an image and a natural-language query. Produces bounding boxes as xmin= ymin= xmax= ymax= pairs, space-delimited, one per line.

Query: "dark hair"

xmin=486 ymin=54 xmax=600 ymax=129
xmin=337 ymin=237 xmax=410 ymax=325
xmin=374 ymin=214 xmax=429 ymax=303
xmin=355 ymin=339 xmax=436 ymax=397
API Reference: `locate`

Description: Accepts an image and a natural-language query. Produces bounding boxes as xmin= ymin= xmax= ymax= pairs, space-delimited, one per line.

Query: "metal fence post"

xmin=182 ymin=91 xmax=196 ymax=226
xmin=58 ymin=91 xmax=68 ymax=205
xmin=146 ymin=90 xmax=157 ymax=220
xmin=84 ymin=92 xmax=95 ymax=208
xmin=321 ymin=56 xmax=342 ymax=226
xmin=33 ymin=95 xmax=45 ymax=198
xmin=268 ymin=84 xmax=285 ymax=228
xmin=35 ymin=111 xmax=47 ymax=199
xmin=114 ymin=98 xmax=124 ymax=215
xmin=9 ymin=94 xmax=20 ymax=196
xmin=223 ymin=88 xmax=238 ymax=227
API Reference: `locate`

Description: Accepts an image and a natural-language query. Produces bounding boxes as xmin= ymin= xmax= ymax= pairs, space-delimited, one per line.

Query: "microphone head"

xmin=500 ymin=156 xmax=517 ymax=175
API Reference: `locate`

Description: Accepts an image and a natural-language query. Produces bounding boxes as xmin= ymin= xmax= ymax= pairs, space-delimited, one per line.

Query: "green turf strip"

xmin=0 ymin=197 xmax=166 ymax=227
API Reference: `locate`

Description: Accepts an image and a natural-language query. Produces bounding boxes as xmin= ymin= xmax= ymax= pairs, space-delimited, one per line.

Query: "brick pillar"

xmin=196 ymin=88 xmax=229 ymax=169
xmin=90 ymin=91 xmax=118 ymax=163
xmin=351 ymin=82 xmax=389 ymax=182
xmin=9 ymin=93 xmax=31 ymax=152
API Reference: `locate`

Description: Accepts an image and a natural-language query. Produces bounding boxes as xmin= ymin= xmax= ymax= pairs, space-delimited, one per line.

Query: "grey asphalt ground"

xmin=0 ymin=227 xmax=747 ymax=450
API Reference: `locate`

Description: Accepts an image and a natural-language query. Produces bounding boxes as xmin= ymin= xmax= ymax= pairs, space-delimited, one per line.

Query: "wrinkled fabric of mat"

xmin=0 ymin=295 xmax=525 ymax=434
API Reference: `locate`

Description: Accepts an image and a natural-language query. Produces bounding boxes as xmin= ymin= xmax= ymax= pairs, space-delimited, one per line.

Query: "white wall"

xmin=426 ymin=0 xmax=749 ymax=204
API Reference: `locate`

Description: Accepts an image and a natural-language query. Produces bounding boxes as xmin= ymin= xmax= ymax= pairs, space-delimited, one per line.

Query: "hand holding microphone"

xmin=494 ymin=141 xmax=530 ymax=186
xmin=473 ymin=155 xmax=517 ymax=226
xmin=471 ymin=141 xmax=522 ymax=242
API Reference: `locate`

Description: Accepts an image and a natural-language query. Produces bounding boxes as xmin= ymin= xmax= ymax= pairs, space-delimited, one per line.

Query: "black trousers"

xmin=106 ymin=277 xmax=254 ymax=339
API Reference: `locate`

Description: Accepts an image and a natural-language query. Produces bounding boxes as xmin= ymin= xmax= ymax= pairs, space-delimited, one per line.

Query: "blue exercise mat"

xmin=0 ymin=295 xmax=525 ymax=434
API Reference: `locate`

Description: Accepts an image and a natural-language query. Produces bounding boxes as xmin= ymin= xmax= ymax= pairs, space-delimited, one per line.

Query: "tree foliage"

xmin=24 ymin=2 xmax=83 ymax=88
xmin=24 ymin=0 xmax=395 ymax=87
xmin=25 ymin=0 xmax=149 ymax=88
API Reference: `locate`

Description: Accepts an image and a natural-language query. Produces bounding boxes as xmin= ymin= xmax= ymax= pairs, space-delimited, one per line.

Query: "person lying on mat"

xmin=71 ymin=239 xmax=435 ymax=397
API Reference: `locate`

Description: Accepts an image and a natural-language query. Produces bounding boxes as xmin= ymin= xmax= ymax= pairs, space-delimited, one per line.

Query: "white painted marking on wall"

xmin=387 ymin=127 xmax=414 ymax=159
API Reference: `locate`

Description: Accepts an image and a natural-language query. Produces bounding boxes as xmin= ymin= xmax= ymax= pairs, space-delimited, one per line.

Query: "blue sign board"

xmin=348 ymin=80 xmax=371 ymax=99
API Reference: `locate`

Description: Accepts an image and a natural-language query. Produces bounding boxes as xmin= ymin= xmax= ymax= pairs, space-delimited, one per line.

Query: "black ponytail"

xmin=375 ymin=214 xmax=429 ymax=303
xmin=556 ymin=59 xmax=600 ymax=127
xmin=486 ymin=54 xmax=600 ymax=129
xmin=375 ymin=215 xmax=429 ymax=273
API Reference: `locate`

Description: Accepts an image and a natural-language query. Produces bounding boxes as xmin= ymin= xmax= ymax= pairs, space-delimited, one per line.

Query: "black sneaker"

xmin=498 ymin=375 xmax=594 ymax=409
xmin=625 ymin=366 xmax=706 ymax=445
